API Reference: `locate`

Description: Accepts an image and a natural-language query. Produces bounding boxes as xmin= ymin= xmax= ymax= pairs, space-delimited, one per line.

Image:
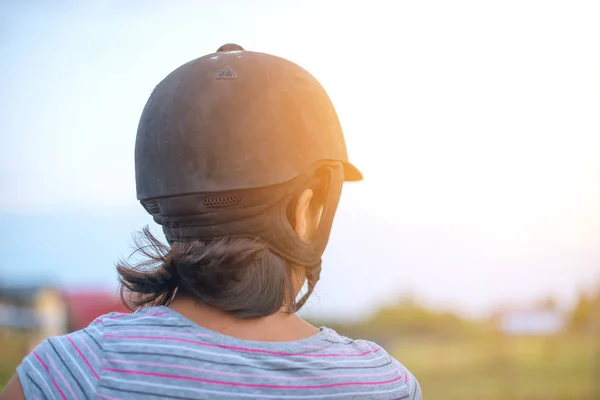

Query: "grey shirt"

xmin=18 ymin=306 xmax=422 ymax=399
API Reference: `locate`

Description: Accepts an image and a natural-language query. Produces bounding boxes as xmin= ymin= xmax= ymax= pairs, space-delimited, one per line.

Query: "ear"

xmin=294 ymin=189 xmax=314 ymax=242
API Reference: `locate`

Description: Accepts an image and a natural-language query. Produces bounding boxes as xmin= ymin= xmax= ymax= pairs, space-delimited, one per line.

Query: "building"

xmin=493 ymin=304 xmax=566 ymax=336
xmin=61 ymin=289 xmax=129 ymax=331
xmin=0 ymin=285 xmax=128 ymax=350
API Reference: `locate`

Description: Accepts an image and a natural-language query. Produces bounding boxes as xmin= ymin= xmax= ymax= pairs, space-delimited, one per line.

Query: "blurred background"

xmin=1 ymin=1 xmax=599 ymax=398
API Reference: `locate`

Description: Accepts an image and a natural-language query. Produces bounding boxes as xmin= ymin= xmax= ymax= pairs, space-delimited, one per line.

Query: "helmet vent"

xmin=203 ymin=195 xmax=242 ymax=209
xmin=143 ymin=200 xmax=161 ymax=215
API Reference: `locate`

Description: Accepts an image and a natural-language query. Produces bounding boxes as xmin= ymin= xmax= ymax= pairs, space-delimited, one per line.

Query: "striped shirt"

xmin=17 ymin=306 xmax=422 ymax=399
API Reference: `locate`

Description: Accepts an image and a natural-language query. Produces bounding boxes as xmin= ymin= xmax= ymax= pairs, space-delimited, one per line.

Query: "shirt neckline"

xmin=144 ymin=305 xmax=336 ymax=353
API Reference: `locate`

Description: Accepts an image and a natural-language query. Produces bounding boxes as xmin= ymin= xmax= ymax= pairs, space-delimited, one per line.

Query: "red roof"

xmin=61 ymin=289 xmax=129 ymax=332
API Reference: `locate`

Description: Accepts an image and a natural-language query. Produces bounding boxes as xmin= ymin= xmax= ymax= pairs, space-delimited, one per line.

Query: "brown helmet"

xmin=134 ymin=44 xmax=362 ymax=268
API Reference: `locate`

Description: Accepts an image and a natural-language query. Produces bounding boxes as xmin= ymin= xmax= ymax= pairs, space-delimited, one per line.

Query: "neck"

xmin=168 ymin=295 xmax=319 ymax=342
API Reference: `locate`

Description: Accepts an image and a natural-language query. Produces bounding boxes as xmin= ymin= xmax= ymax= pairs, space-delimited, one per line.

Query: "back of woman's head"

xmin=117 ymin=229 xmax=301 ymax=318
xmin=124 ymin=44 xmax=362 ymax=317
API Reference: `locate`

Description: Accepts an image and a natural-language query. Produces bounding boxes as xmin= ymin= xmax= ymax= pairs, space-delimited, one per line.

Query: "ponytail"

xmin=116 ymin=227 xmax=316 ymax=318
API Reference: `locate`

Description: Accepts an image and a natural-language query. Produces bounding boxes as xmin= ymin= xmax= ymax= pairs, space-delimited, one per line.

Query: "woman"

xmin=2 ymin=44 xmax=422 ymax=399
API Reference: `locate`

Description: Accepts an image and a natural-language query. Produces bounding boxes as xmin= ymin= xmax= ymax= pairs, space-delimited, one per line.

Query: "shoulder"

xmin=321 ymin=328 xmax=423 ymax=400
xmin=16 ymin=311 xmax=121 ymax=399
xmin=98 ymin=306 xmax=190 ymax=339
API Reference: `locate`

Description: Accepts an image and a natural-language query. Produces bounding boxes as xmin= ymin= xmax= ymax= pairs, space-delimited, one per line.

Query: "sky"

xmin=1 ymin=0 xmax=599 ymax=320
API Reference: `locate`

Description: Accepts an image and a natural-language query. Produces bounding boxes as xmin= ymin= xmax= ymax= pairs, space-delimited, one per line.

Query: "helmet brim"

xmin=343 ymin=162 xmax=363 ymax=182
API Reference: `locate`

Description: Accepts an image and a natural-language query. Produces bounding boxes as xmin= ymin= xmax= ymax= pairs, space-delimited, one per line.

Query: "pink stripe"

xmin=108 ymin=329 xmax=210 ymax=338
xmin=33 ymin=352 xmax=67 ymax=400
xmin=151 ymin=311 xmax=169 ymax=316
xmin=103 ymin=335 xmax=381 ymax=357
xmin=108 ymin=313 xmax=128 ymax=319
xmin=79 ymin=335 xmax=101 ymax=365
xmin=43 ymin=349 xmax=77 ymax=399
xmin=67 ymin=336 xmax=100 ymax=379
xmin=102 ymin=368 xmax=403 ymax=389
xmin=97 ymin=394 xmax=125 ymax=400
xmin=105 ymin=358 xmax=399 ymax=381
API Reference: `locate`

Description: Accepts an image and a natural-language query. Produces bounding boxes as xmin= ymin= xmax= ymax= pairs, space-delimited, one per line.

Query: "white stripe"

xmin=57 ymin=337 xmax=95 ymax=391
xmin=26 ymin=357 xmax=56 ymax=398
xmin=107 ymin=341 xmax=389 ymax=366
xmin=89 ymin=324 xmax=103 ymax=336
xmin=106 ymin=358 xmax=399 ymax=381
xmin=102 ymin=375 xmax=409 ymax=399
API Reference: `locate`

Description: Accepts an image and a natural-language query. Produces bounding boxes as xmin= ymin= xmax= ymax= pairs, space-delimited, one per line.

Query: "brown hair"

xmin=117 ymin=227 xmax=318 ymax=318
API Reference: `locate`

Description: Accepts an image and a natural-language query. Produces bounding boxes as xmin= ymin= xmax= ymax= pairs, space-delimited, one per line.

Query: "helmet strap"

xmin=153 ymin=162 xmax=344 ymax=269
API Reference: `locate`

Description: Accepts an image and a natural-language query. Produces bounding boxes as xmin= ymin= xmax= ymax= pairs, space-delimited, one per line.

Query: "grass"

xmin=1 ymin=330 xmax=598 ymax=399
xmin=0 ymin=330 xmax=30 ymax=390
xmin=390 ymin=334 xmax=600 ymax=399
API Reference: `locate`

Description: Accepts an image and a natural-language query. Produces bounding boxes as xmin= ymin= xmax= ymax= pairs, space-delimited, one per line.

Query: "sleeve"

xmin=407 ymin=371 xmax=422 ymax=400
xmin=391 ymin=358 xmax=422 ymax=400
xmin=16 ymin=316 xmax=106 ymax=400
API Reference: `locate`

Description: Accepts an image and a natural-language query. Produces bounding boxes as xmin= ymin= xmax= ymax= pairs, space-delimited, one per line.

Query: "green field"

xmin=2 ymin=331 xmax=598 ymax=399
xmin=390 ymin=334 xmax=600 ymax=399
xmin=1 ymin=331 xmax=29 ymax=391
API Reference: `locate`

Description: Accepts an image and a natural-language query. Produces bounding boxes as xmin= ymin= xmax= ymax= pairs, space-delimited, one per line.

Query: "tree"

xmin=569 ymin=286 xmax=600 ymax=333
